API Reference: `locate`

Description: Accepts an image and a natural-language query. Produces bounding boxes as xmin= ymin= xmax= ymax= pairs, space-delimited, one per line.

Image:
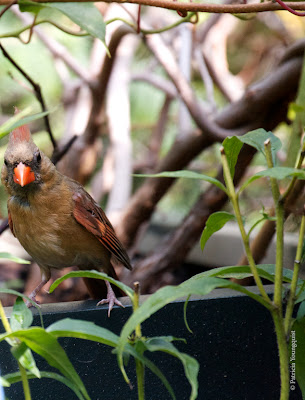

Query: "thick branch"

xmin=118 ymin=41 xmax=304 ymax=248
xmin=1 ymin=0 xmax=305 ymax=14
xmin=126 ymin=145 xmax=257 ymax=289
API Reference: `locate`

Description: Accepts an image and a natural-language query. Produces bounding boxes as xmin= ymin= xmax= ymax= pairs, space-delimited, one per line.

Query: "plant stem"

xmin=272 ymin=311 xmax=290 ymax=400
xmin=133 ymin=282 xmax=145 ymax=400
xmin=284 ymin=213 xmax=305 ymax=334
xmin=264 ymin=139 xmax=290 ymax=400
xmin=18 ymin=362 xmax=32 ymax=400
xmin=0 ymin=302 xmax=32 ymax=400
xmin=0 ymin=301 xmax=11 ymax=333
xmin=220 ymin=147 xmax=271 ymax=304
xmin=133 ymin=282 xmax=142 ymax=338
xmin=281 ymin=136 xmax=305 ymax=202
xmin=264 ymin=140 xmax=284 ymax=312
xmin=135 ymin=358 xmax=145 ymax=400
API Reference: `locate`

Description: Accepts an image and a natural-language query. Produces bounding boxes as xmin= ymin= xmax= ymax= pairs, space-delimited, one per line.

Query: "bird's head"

xmin=1 ymin=119 xmax=55 ymax=196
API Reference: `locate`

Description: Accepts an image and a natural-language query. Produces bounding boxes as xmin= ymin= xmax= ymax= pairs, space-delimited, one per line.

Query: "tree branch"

xmin=1 ymin=0 xmax=305 ymax=15
xmin=0 ymin=42 xmax=57 ymax=149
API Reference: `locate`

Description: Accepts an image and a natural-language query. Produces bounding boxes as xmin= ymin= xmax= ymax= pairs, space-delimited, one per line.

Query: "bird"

xmin=1 ymin=116 xmax=132 ymax=316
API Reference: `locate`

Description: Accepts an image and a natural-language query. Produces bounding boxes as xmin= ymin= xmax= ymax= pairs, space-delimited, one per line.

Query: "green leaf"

xmin=47 ymin=318 xmax=119 ymax=348
xmin=238 ymin=129 xmax=282 ymax=163
xmin=18 ymin=0 xmax=44 ymax=14
xmin=0 ymin=328 xmax=91 ymax=400
xmin=19 ymin=1 xmax=107 ymax=52
xmin=200 ymin=211 xmax=235 ymax=251
xmin=297 ymin=301 xmax=305 ymax=321
xmin=296 ymin=287 xmax=305 ymax=304
xmin=49 ymin=270 xmax=134 ymax=300
xmin=134 ymin=170 xmax=228 ymax=194
xmin=291 ymin=318 xmax=305 ymax=399
xmin=11 ymin=342 xmax=41 ymax=378
xmin=2 ymin=371 xmax=86 ymax=400
xmin=46 ymin=3 xmax=107 ymax=50
xmin=144 ymin=337 xmax=199 ymax=400
xmin=0 ymin=108 xmax=50 ymax=139
xmin=198 ymin=264 xmax=297 ymax=283
xmin=11 ymin=297 xmax=33 ymax=331
xmin=116 ymin=275 xmax=271 ymax=381
xmin=222 ymin=136 xmax=243 ymax=178
xmin=47 ymin=318 xmax=177 ymax=400
xmin=239 ymin=167 xmax=305 ymax=192
xmin=126 ymin=345 xmax=177 ymax=400
xmin=0 ymin=252 xmax=30 ymax=264
xmin=0 ymin=288 xmax=43 ymax=310
xmin=0 ymin=376 xmax=10 ymax=387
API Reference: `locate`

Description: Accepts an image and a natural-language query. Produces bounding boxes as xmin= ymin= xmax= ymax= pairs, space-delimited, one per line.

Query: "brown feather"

xmin=8 ymin=211 xmax=15 ymax=237
xmin=72 ymin=191 xmax=132 ymax=270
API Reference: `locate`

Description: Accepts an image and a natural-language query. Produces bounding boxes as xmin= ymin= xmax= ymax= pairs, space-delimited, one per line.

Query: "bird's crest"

xmin=9 ymin=108 xmax=32 ymax=144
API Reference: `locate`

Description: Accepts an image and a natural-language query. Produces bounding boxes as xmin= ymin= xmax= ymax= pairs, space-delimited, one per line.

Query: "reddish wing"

xmin=72 ymin=191 xmax=132 ymax=270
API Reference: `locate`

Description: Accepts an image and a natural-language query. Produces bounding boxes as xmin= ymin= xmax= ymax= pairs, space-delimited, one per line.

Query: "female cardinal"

xmin=1 ymin=121 xmax=132 ymax=316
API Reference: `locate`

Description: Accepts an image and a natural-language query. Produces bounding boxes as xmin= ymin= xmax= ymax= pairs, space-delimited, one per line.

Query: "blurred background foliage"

xmin=0 ymin=5 xmax=305 ymax=303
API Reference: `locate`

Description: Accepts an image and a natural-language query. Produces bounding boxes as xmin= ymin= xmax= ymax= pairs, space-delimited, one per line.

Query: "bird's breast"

xmin=8 ymin=192 xmax=111 ymax=270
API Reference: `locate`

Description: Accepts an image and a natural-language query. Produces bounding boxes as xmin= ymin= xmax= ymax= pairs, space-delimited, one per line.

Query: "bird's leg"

xmin=97 ymin=280 xmax=124 ymax=317
xmin=26 ymin=272 xmax=50 ymax=307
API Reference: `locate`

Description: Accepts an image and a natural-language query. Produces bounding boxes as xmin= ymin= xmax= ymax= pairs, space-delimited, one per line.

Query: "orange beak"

xmin=13 ymin=162 xmax=35 ymax=187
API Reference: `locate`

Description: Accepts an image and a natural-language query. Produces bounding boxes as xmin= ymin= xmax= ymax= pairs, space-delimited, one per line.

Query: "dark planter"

xmin=1 ymin=285 xmax=302 ymax=400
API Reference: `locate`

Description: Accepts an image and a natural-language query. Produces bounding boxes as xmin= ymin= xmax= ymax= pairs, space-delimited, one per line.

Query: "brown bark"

xmin=118 ymin=42 xmax=304 ymax=250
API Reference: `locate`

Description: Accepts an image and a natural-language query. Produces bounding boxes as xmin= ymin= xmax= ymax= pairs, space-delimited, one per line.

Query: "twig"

xmin=0 ymin=0 xmax=16 ymax=18
xmin=118 ymin=40 xmax=304 ymax=258
xmin=0 ymin=43 xmax=57 ymax=149
xmin=51 ymin=135 xmax=78 ymax=165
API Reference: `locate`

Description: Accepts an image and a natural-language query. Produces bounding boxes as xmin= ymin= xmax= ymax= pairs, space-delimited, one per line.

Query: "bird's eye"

xmin=4 ymin=159 xmax=8 ymax=166
xmin=34 ymin=151 xmax=41 ymax=163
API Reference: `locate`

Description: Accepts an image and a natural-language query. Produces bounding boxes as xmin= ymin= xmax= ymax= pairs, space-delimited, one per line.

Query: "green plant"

xmin=137 ymin=127 xmax=305 ymax=400
xmin=0 ymin=271 xmax=201 ymax=400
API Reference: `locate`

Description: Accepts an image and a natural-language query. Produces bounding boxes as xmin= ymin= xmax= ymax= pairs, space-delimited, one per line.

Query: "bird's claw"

xmin=25 ymin=295 xmax=41 ymax=308
xmin=97 ymin=288 xmax=124 ymax=317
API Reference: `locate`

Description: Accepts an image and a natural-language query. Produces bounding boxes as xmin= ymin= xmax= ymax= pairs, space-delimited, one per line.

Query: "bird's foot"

xmin=25 ymin=293 xmax=41 ymax=308
xmin=96 ymin=281 xmax=124 ymax=317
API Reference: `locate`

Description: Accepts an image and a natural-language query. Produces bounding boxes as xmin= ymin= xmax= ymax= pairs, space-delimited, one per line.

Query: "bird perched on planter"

xmin=1 ymin=116 xmax=132 ymax=316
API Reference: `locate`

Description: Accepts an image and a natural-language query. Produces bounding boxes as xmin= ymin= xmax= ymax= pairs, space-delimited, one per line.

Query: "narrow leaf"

xmin=11 ymin=343 xmax=41 ymax=378
xmin=0 ymin=252 xmax=30 ymax=264
xmin=297 ymin=301 xmax=305 ymax=321
xmin=0 ymin=110 xmax=50 ymax=139
xmin=2 ymin=371 xmax=86 ymax=400
xmin=134 ymin=170 xmax=228 ymax=193
xmin=47 ymin=318 xmax=119 ymax=348
xmin=198 ymin=264 xmax=298 ymax=283
xmin=0 ymin=328 xmax=91 ymax=400
xmin=240 ymin=167 xmax=305 ymax=192
xmin=145 ymin=338 xmax=199 ymax=400
xmin=200 ymin=211 xmax=235 ymax=251
xmin=49 ymin=270 xmax=134 ymax=299
xmin=117 ymin=276 xmax=271 ymax=380
xmin=238 ymin=129 xmax=282 ymax=163
xmin=222 ymin=136 xmax=243 ymax=178
xmin=126 ymin=346 xmax=177 ymax=400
